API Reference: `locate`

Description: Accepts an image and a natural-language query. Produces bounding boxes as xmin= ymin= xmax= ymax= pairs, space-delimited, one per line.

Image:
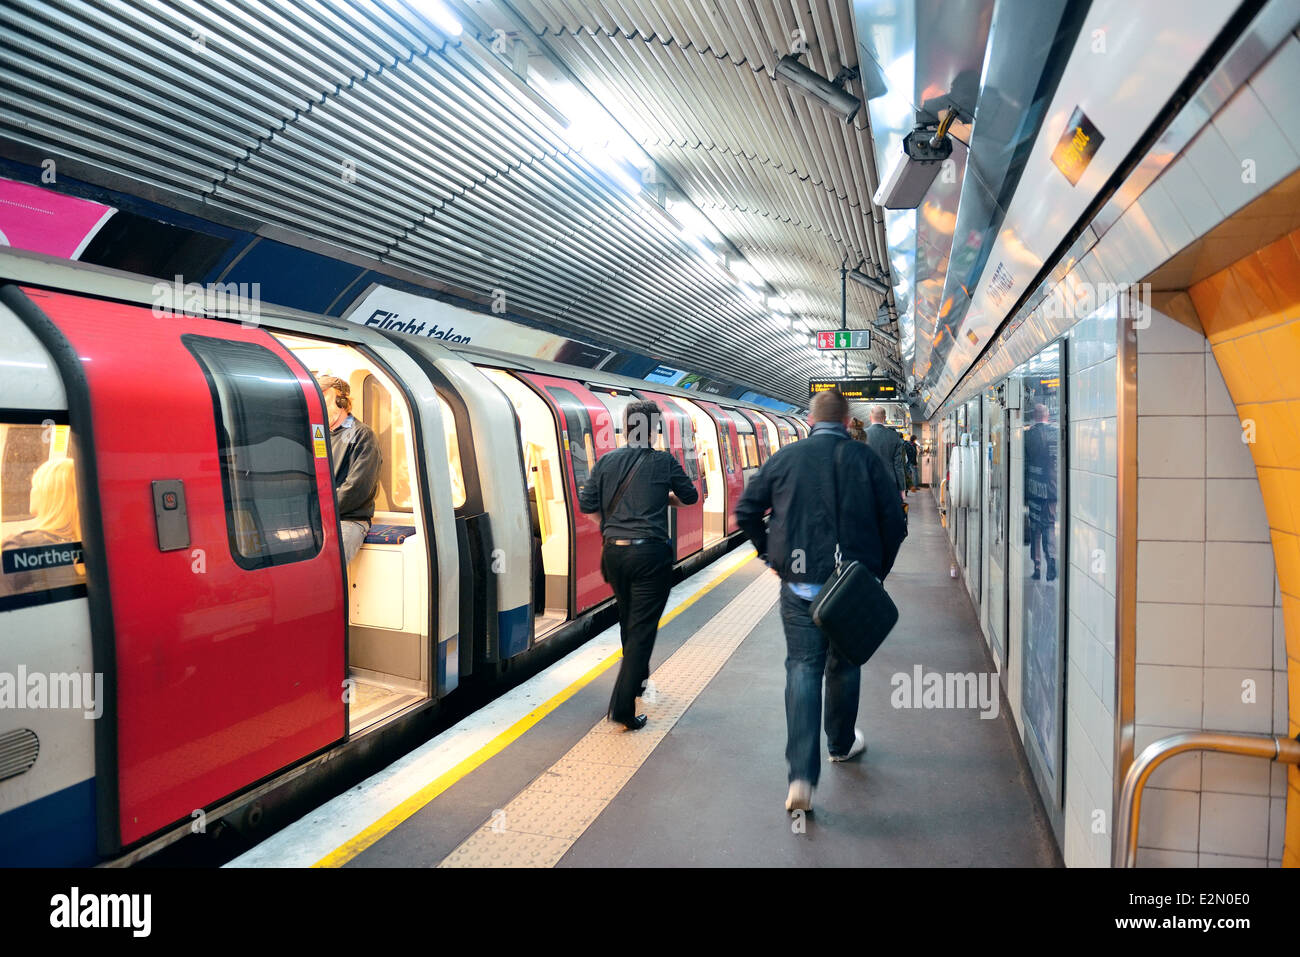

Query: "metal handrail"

xmin=1116 ymin=731 xmax=1300 ymax=867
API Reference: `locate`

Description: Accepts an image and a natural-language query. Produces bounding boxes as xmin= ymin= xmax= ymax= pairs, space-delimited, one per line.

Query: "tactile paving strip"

xmin=438 ymin=572 xmax=780 ymax=868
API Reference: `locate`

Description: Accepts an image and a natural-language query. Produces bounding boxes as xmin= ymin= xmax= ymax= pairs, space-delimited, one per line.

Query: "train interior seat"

xmin=273 ymin=333 xmax=433 ymax=733
xmin=482 ymin=369 xmax=571 ymax=637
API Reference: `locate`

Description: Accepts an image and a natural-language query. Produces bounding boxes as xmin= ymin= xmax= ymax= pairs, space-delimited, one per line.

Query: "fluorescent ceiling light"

xmin=420 ymin=0 xmax=463 ymax=37
xmin=774 ymin=55 xmax=861 ymax=122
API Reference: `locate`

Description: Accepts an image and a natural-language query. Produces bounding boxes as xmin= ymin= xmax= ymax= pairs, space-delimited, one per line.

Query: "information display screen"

xmin=808 ymin=377 xmax=898 ymax=399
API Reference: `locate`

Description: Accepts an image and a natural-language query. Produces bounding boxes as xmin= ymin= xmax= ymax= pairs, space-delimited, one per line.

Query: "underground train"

xmin=0 ymin=249 xmax=810 ymax=866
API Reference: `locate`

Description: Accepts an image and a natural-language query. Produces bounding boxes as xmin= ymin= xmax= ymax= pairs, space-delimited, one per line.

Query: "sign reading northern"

xmin=808 ymin=377 xmax=898 ymax=399
xmin=815 ymin=329 xmax=871 ymax=350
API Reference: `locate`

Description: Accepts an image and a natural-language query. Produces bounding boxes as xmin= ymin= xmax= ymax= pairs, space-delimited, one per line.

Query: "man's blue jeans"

xmin=780 ymin=582 xmax=860 ymax=786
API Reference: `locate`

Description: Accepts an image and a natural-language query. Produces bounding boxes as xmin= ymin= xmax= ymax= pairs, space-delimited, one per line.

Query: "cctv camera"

xmin=873 ymin=128 xmax=954 ymax=210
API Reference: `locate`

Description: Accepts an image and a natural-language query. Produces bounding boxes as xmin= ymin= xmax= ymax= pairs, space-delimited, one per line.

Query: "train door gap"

xmin=272 ymin=333 xmax=434 ymax=733
xmin=481 ymin=369 xmax=571 ymax=639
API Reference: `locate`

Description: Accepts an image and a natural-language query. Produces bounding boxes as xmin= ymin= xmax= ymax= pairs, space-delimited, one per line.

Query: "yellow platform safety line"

xmin=313 ymin=550 xmax=756 ymax=868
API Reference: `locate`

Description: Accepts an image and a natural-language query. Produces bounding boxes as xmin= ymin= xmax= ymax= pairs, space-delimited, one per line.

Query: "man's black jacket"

xmin=735 ymin=424 xmax=907 ymax=582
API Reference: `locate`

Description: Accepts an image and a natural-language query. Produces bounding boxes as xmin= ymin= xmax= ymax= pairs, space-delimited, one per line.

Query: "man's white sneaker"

xmin=785 ymin=780 xmax=814 ymax=813
xmin=829 ymin=728 xmax=867 ymax=763
xmin=639 ymin=679 xmax=658 ymax=705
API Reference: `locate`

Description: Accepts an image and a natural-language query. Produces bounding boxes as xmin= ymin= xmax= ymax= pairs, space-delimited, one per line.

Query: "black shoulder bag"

xmin=809 ymin=439 xmax=899 ymax=666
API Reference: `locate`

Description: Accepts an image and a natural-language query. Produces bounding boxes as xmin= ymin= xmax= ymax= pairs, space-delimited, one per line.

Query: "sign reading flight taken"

xmin=815 ymin=329 xmax=871 ymax=350
xmin=809 ymin=377 xmax=898 ymax=399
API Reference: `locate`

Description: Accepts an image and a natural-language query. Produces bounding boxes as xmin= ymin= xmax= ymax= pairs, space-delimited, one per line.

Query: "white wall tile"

xmin=1138 ymin=787 xmax=1200 ymax=851
xmin=1199 ymin=791 xmax=1270 ymax=858
xmin=1274 ymin=669 xmax=1288 ymax=734
xmin=1135 ymin=177 xmax=1195 ymax=259
xmin=1205 ymin=352 xmax=1235 ymax=416
xmin=1138 ymin=478 xmax=1205 ymax=541
xmin=1250 ymin=36 xmax=1300 ymax=156
xmin=1203 ymin=604 xmax=1274 ymax=670
xmin=1201 ymin=751 xmax=1272 ymax=796
xmin=1270 ymin=796 xmax=1285 ymax=859
xmin=1137 ymin=307 xmax=1207 ymax=354
xmin=1138 ymin=353 xmax=1206 ymax=416
xmin=1213 ymin=81 xmax=1300 ymax=199
xmin=1184 ymin=122 xmax=1256 ymax=218
xmin=1136 ymin=664 xmax=1204 ymax=727
xmin=1205 ymin=415 xmax=1257 ymax=479
xmin=1138 ymin=540 xmax=1205 ymax=604
xmin=1274 ymin=605 xmax=1286 ymax=672
xmin=1136 ymin=723 xmax=1202 ymax=790
xmin=1200 ymin=853 xmax=1267 ymax=867
xmin=1138 ymin=847 xmax=1199 ymax=867
xmin=1205 ymin=478 xmax=1271 ymax=542
xmin=1157 ymin=157 xmax=1221 ymax=239
xmin=1137 ymin=602 xmax=1204 ymax=666
xmin=1205 ymin=541 xmax=1276 ymax=606
xmin=1202 ymin=668 xmax=1273 ymax=733
xmin=1138 ymin=416 xmax=1206 ymax=478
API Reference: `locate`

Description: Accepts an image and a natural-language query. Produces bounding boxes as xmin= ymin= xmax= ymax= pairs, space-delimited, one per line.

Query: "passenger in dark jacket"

xmin=579 ymin=400 xmax=698 ymax=731
xmin=864 ymin=406 xmax=908 ymax=498
xmin=735 ymin=389 xmax=906 ymax=814
xmin=318 ymin=375 xmax=382 ymax=565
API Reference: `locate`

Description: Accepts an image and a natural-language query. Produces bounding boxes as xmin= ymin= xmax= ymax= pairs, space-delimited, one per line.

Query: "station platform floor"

xmin=230 ymin=492 xmax=1061 ymax=868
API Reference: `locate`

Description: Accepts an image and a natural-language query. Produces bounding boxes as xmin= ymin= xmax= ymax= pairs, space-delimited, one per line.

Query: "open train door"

xmin=515 ymin=373 xmax=615 ymax=615
xmin=638 ymin=392 xmax=706 ymax=561
xmin=8 ymin=287 xmax=346 ymax=853
xmin=689 ymin=400 xmax=745 ymax=535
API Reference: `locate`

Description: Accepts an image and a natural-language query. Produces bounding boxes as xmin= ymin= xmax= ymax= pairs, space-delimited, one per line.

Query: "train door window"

xmin=660 ymin=403 xmax=699 ymax=480
xmin=545 ymin=385 xmax=597 ymax=490
xmin=483 ymin=369 xmax=570 ymax=624
xmin=0 ymin=420 xmax=86 ymax=604
xmin=182 ymin=335 xmax=323 ymax=569
xmin=437 ymin=395 xmax=467 ymax=509
xmin=678 ymin=400 xmax=724 ymax=544
xmin=271 ymin=332 xmax=433 ymax=730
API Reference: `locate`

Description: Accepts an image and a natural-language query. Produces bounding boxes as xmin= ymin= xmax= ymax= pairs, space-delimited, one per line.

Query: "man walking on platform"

xmin=736 ymin=389 xmax=907 ymax=813
xmin=579 ymin=400 xmax=699 ymax=731
xmin=864 ymin=405 xmax=908 ymax=501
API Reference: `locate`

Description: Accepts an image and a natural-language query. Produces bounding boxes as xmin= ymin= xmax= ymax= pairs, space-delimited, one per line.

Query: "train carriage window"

xmin=546 ymin=386 xmax=597 ymax=489
xmin=662 ymin=404 xmax=699 ymax=480
xmin=182 ymin=335 xmax=323 ymax=570
xmin=361 ymin=374 xmax=416 ymax=512
xmin=0 ymin=420 xmax=85 ymax=602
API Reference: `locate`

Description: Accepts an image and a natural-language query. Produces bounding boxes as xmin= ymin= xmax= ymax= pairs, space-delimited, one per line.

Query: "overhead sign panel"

xmin=814 ymin=329 xmax=871 ymax=350
xmin=808 ymin=377 xmax=898 ymax=399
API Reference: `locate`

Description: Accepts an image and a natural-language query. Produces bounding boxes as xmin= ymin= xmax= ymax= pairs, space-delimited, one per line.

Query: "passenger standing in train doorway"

xmin=736 ymin=389 xmax=906 ymax=813
xmin=579 ymin=400 xmax=699 ymax=731
xmin=317 ymin=376 xmax=382 ymax=566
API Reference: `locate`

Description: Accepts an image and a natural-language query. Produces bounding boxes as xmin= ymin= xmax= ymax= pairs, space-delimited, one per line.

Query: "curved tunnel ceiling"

xmin=0 ymin=0 xmax=902 ymax=405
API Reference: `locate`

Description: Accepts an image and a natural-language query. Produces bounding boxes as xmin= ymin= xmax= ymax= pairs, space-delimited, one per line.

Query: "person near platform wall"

xmin=735 ymin=389 xmax=907 ymax=814
xmin=318 ymin=375 xmax=382 ymax=566
xmin=904 ymin=434 xmax=920 ymax=492
xmin=864 ymin=405 xmax=908 ymax=502
xmin=579 ymin=400 xmax=699 ymax=731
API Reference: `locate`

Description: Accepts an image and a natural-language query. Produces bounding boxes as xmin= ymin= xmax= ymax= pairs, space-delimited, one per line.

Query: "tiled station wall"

xmin=1063 ymin=310 xmax=1120 ymax=867
xmin=1133 ymin=294 xmax=1286 ymax=867
xmin=1187 ymin=227 xmax=1300 ymax=866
